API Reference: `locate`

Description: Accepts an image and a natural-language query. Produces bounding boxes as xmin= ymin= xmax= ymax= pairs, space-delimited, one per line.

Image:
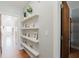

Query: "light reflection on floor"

xmin=1 ymin=27 xmax=18 ymax=58
xmin=6 ymin=37 xmax=12 ymax=47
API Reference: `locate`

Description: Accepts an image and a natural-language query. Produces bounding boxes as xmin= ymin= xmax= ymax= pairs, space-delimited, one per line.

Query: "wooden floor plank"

xmin=69 ymin=48 xmax=79 ymax=58
xmin=17 ymin=49 xmax=30 ymax=58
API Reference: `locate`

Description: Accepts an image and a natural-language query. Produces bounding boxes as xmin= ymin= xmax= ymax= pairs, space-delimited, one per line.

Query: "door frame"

xmin=60 ymin=1 xmax=70 ymax=58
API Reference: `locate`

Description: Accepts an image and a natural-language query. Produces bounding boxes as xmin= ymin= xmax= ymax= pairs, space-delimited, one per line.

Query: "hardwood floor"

xmin=69 ymin=48 xmax=79 ymax=58
xmin=16 ymin=49 xmax=30 ymax=58
xmin=1 ymin=31 xmax=30 ymax=58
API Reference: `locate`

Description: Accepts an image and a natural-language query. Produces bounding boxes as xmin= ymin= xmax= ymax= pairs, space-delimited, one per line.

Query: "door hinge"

xmin=60 ymin=4 xmax=63 ymax=8
xmin=61 ymin=36 xmax=63 ymax=40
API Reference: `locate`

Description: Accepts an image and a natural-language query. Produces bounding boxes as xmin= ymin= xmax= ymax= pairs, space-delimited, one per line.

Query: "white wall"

xmin=0 ymin=5 xmax=23 ymax=17
xmin=0 ymin=1 xmax=61 ymax=58
xmin=52 ymin=2 xmax=61 ymax=58
xmin=0 ymin=1 xmax=28 ymax=17
xmin=0 ymin=3 xmax=25 ymax=50
xmin=29 ymin=1 xmax=60 ymax=58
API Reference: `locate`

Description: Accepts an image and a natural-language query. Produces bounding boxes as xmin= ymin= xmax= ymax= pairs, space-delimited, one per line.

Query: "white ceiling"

xmin=0 ymin=1 xmax=30 ymax=17
xmin=0 ymin=1 xmax=29 ymax=7
xmin=68 ymin=1 xmax=79 ymax=9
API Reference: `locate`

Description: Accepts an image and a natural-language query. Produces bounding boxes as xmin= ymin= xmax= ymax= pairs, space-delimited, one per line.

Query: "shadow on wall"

xmin=71 ymin=9 xmax=79 ymax=47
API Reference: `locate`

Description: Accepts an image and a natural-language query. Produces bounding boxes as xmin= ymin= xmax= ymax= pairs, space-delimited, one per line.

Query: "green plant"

xmin=27 ymin=5 xmax=32 ymax=14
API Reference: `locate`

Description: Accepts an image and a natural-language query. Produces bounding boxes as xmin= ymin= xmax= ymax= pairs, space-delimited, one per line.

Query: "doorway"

xmin=61 ymin=1 xmax=79 ymax=58
xmin=61 ymin=1 xmax=70 ymax=58
xmin=1 ymin=15 xmax=18 ymax=58
xmin=0 ymin=14 xmax=29 ymax=58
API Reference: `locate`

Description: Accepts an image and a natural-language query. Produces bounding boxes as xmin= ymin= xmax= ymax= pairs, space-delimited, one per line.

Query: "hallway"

xmin=0 ymin=1 xmax=58 ymax=58
xmin=1 ymin=27 xmax=29 ymax=58
xmin=2 ymin=34 xmax=16 ymax=57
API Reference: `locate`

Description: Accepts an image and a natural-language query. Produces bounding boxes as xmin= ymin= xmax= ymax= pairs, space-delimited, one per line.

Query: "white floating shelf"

xmin=21 ymin=42 xmax=39 ymax=57
xmin=21 ymin=27 xmax=39 ymax=30
xmin=21 ymin=35 xmax=39 ymax=43
xmin=21 ymin=14 xmax=39 ymax=22
xmin=24 ymin=48 xmax=34 ymax=58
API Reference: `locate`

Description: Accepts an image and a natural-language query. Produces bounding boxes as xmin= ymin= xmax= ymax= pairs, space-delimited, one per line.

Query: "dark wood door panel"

xmin=61 ymin=1 xmax=70 ymax=58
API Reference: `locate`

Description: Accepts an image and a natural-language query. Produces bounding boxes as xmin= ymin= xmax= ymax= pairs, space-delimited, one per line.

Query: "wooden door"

xmin=0 ymin=14 xmax=2 ymax=54
xmin=61 ymin=1 xmax=70 ymax=58
xmin=70 ymin=18 xmax=72 ymax=51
